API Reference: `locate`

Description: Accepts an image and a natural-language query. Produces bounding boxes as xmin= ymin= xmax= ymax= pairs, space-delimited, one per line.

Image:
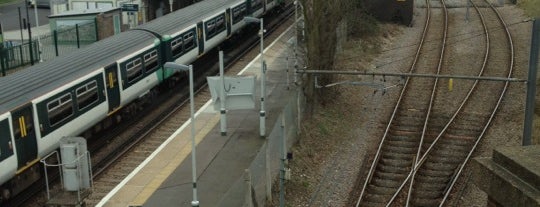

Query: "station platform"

xmin=97 ymin=24 xmax=298 ymax=207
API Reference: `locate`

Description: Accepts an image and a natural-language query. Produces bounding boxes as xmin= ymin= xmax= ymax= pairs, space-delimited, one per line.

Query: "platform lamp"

xmin=32 ymin=0 xmax=42 ymax=62
xmin=163 ymin=62 xmax=199 ymax=207
xmin=244 ymin=16 xmax=266 ymax=137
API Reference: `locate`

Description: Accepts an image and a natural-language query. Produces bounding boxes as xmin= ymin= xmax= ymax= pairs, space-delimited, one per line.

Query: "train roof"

xmin=0 ymin=30 xmax=157 ymax=114
xmin=137 ymin=0 xmax=242 ymax=37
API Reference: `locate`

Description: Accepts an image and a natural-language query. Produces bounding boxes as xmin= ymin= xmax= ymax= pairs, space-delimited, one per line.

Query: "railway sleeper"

xmin=423 ymin=161 xmax=459 ymax=171
xmin=386 ymin=136 xmax=420 ymax=148
xmin=364 ymin=191 xmax=393 ymax=203
xmin=385 ymin=138 xmax=421 ymax=148
xmin=375 ymin=171 xmax=407 ymax=181
xmin=378 ymin=165 xmax=410 ymax=174
xmin=439 ymin=136 xmax=475 ymax=145
xmin=445 ymin=128 xmax=482 ymax=137
xmin=372 ymin=177 xmax=403 ymax=188
xmin=410 ymin=181 xmax=447 ymax=192
xmin=361 ymin=201 xmax=388 ymax=207
xmin=417 ymin=168 xmax=453 ymax=177
xmin=410 ymin=197 xmax=441 ymax=207
xmin=394 ymin=115 xmax=426 ymax=125
xmin=387 ymin=134 xmax=419 ymax=141
xmin=389 ymin=130 xmax=421 ymax=137
xmin=383 ymin=142 xmax=418 ymax=154
xmin=412 ymin=188 xmax=443 ymax=199
xmin=415 ymin=174 xmax=450 ymax=184
xmin=447 ymin=120 xmax=485 ymax=129
xmin=390 ymin=124 xmax=424 ymax=133
xmin=434 ymin=142 xmax=471 ymax=152
xmin=381 ymin=152 xmax=415 ymax=161
xmin=381 ymin=158 xmax=414 ymax=167
xmin=425 ymin=155 xmax=465 ymax=164
xmin=367 ymin=184 xmax=399 ymax=195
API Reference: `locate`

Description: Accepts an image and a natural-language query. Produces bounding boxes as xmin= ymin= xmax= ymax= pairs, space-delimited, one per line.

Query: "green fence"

xmin=0 ymin=40 xmax=39 ymax=76
xmin=41 ymin=21 xmax=98 ymax=61
xmin=0 ymin=21 xmax=98 ymax=76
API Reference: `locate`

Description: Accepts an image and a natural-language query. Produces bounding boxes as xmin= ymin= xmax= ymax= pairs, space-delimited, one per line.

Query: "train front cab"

xmin=0 ymin=113 xmax=16 ymax=201
xmin=0 ymin=105 xmax=40 ymax=201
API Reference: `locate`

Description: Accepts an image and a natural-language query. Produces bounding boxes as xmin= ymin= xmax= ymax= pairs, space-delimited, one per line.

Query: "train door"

xmin=12 ymin=104 xmax=38 ymax=169
xmin=105 ymin=63 xmax=121 ymax=114
xmin=0 ymin=118 xmax=14 ymax=162
xmin=225 ymin=8 xmax=232 ymax=37
xmin=197 ymin=21 xmax=205 ymax=55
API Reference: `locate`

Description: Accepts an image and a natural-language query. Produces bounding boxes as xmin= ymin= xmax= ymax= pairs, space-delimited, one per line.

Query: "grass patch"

xmin=0 ymin=0 xmax=21 ymax=6
xmin=517 ymin=0 xmax=540 ymax=17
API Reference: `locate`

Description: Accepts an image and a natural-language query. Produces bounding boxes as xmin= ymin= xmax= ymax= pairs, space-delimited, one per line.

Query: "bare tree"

xmin=298 ymin=0 xmax=354 ymax=115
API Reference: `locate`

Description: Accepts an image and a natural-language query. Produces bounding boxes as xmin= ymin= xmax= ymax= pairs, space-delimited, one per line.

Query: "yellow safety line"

xmin=22 ymin=116 xmax=27 ymax=137
xmin=107 ymin=107 xmax=123 ymax=116
xmin=16 ymin=158 xmax=40 ymax=174
xmin=129 ymin=114 xmax=220 ymax=206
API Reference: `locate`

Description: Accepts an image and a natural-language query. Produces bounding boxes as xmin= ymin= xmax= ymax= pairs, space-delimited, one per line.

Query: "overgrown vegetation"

xmin=298 ymin=0 xmax=379 ymax=116
xmin=0 ymin=0 xmax=20 ymax=5
xmin=266 ymin=0 xmax=395 ymax=206
xmin=517 ymin=0 xmax=540 ymax=17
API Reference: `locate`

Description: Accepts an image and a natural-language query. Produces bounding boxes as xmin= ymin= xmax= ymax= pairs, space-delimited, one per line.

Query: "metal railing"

xmin=0 ymin=21 xmax=98 ymax=76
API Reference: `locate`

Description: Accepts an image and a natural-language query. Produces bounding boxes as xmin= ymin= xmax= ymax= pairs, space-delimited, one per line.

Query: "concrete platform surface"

xmin=97 ymin=24 xmax=297 ymax=207
xmin=473 ymin=145 xmax=540 ymax=207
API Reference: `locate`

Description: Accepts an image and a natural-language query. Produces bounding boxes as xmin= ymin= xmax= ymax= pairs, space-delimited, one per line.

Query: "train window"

xmin=171 ymin=37 xmax=183 ymax=57
xmin=215 ymin=15 xmax=225 ymax=32
xmin=232 ymin=4 xmax=247 ymax=24
xmin=76 ymin=80 xmax=99 ymax=111
xmin=206 ymin=20 xmax=216 ymax=38
xmin=144 ymin=49 xmax=159 ymax=73
xmin=47 ymin=93 xmax=73 ymax=127
xmin=183 ymin=32 xmax=195 ymax=50
xmin=253 ymin=0 xmax=262 ymax=9
xmin=126 ymin=58 xmax=143 ymax=83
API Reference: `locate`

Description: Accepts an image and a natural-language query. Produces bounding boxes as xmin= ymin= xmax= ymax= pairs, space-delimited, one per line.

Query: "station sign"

xmin=0 ymin=22 xmax=3 ymax=45
xmin=122 ymin=4 xmax=139 ymax=12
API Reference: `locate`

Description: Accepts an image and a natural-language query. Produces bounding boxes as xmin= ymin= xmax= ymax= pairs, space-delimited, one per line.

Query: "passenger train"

xmin=0 ymin=0 xmax=283 ymax=201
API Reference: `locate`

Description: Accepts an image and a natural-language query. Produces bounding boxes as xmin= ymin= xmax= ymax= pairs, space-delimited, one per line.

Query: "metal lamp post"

xmin=244 ymin=16 xmax=266 ymax=137
xmin=32 ymin=0 xmax=42 ymax=62
xmin=163 ymin=62 xmax=199 ymax=207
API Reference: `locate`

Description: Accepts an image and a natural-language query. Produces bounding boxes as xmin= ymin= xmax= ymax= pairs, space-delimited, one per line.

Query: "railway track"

xmin=14 ymin=4 xmax=295 ymax=207
xmin=355 ymin=0 xmax=514 ymax=206
xmin=355 ymin=0 xmax=448 ymax=206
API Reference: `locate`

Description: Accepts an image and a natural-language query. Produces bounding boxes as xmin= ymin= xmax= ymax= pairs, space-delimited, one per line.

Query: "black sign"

xmin=122 ymin=4 xmax=139 ymax=12
xmin=0 ymin=22 xmax=3 ymax=44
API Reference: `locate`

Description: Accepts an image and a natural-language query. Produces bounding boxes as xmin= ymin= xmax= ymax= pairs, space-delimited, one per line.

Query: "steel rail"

xmin=406 ymin=0 xmax=448 ymax=205
xmin=356 ymin=0 xmax=433 ymax=205
xmin=439 ymin=0 xmax=514 ymax=205
xmin=386 ymin=0 xmax=491 ymax=205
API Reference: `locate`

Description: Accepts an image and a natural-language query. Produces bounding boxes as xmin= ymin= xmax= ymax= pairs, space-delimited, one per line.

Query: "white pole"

xmin=219 ymin=51 xmax=227 ymax=136
xmin=189 ymin=65 xmax=199 ymax=207
xmin=259 ymin=18 xmax=266 ymax=137
xmin=33 ymin=2 xmax=42 ymax=62
xmin=294 ymin=0 xmax=298 ymax=84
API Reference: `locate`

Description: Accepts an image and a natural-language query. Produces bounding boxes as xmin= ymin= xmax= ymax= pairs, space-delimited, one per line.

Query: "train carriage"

xmin=0 ymin=0 xmax=283 ymax=202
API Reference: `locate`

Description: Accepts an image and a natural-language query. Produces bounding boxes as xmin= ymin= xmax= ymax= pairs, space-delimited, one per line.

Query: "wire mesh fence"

xmin=39 ymin=21 xmax=97 ymax=61
xmin=0 ymin=40 xmax=39 ymax=76
xmin=0 ymin=21 xmax=97 ymax=76
xmin=218 ymin=88 xmax=305 ymax=207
